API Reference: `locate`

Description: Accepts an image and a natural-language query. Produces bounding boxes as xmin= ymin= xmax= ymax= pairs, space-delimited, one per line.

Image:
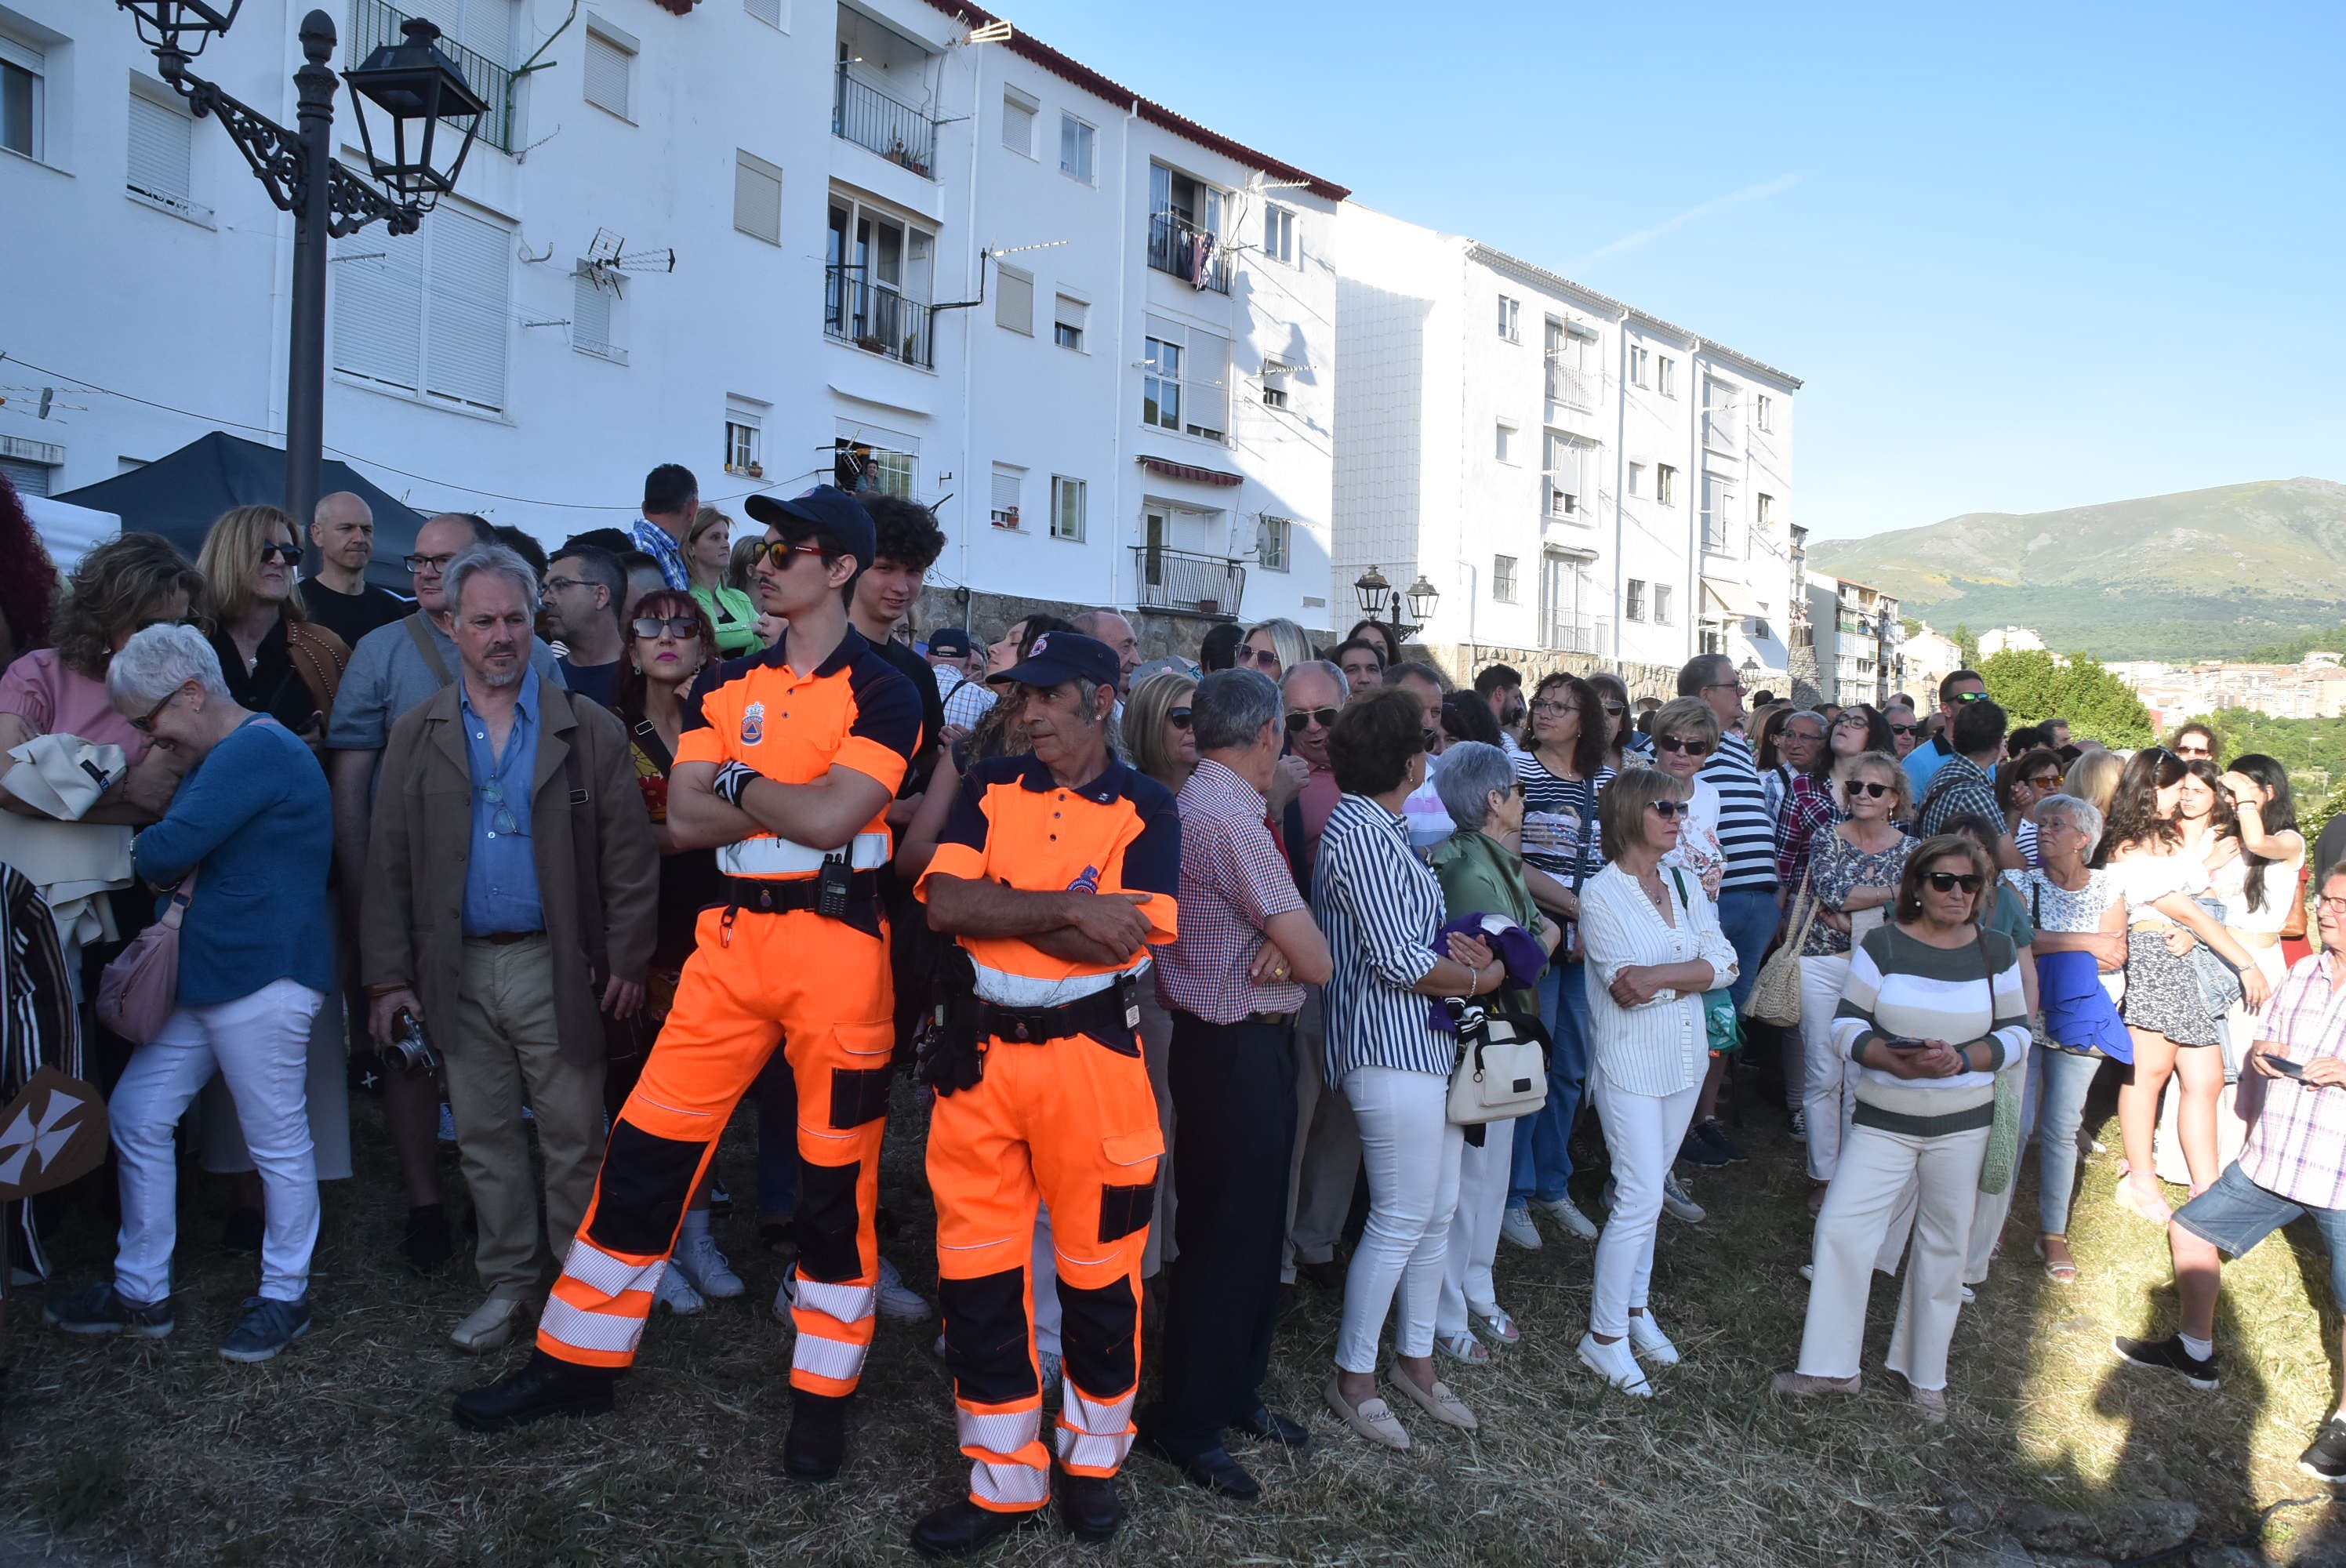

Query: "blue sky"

xmin=993 ymin=0 xmax=2345 ymax=540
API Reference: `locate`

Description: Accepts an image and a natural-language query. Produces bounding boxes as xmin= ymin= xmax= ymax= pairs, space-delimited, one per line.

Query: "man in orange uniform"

xmin=450 ymin=487 xmax=921 ymax=1483
xmin=908 ymin=631 xmax=1182 ymax=1558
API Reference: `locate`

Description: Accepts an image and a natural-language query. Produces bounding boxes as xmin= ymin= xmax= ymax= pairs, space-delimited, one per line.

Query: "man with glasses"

xmin=326 ymin=513 xmax=567 ymax=1274
xmin=360 ymin=545 xmax=657 ymax=1357
xmin=1763 ymin=710 xmax=1826 ymax=824
xmin=300 ymin=492 xmax=406 ymax=648
xmin=1901 ymin=670 xmax=1988 ymax=796
xmin=544 ymin=544 xmax=628 ymax=710
xmin=1883 ymin=701 xmax=1923 ymax=759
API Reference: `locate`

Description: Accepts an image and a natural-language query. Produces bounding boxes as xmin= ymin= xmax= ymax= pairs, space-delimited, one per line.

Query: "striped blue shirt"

xmin=1311 ymin=793 xmax=1451 ymax=1085
xmin=1699 ymin=731 xmax=1779 ymax=893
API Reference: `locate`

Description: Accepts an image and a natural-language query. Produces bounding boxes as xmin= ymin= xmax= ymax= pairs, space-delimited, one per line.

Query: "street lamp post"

xmin=1353 ymin=565 xmax=1441 ymax=646
xmin=113 ymin=2 xmax=485 ymax=524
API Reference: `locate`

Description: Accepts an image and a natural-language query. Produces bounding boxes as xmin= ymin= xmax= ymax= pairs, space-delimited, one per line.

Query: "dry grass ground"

xmin=5 ymin=1074 xmax=2346 ymax=1566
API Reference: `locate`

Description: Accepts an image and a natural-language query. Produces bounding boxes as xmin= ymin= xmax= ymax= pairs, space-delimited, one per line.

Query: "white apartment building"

xmin=1331 ymin=205 xmax=1800 ymax=681
xmin=1977 ymin=626 xmax=2047 ymax=658
xmin=1 ymin=0 xmax=1343 ymax=639
xmin=1802 ymin=571 xmax=1901 ymax=707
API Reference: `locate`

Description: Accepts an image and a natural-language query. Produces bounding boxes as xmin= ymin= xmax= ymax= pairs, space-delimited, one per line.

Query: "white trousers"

xmin=198 ymin=904 xmax=351 ymax=1181
xmin=1434 ymin=1116 xmax=1515 ymax=1338
xmin=1336 ymin=1065 xmax=1462 ymax=1371
xmin=112 ymin=978 xmax=325 ymax=1305
xmin=1796 ymin=954 xmax=1856 ymax=1181
xmin=1589 ymin=1073 xmax=1700 ymax=1338
xmin=1799 ymin=1120 xmax=1988 ymax=1391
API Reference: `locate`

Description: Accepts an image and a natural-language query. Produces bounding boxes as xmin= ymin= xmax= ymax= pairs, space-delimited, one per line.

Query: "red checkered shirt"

xmin=1155 ymin=758 xmax=1307 ymax=1024
xmin=2241 ymin=952 xmax=2346 ymax=1210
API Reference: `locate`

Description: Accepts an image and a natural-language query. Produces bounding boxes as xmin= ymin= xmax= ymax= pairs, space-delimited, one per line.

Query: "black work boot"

xmin=450 ymin=1350 xmax=616 ymax=1432
xmin=1059 ymin=1472 xmax=1124 ymax=1542
xmin=782 ymin=1388 xmax=850 ymax=1480
xmin=909 ymin=1500 xmax=1043 ymax=1559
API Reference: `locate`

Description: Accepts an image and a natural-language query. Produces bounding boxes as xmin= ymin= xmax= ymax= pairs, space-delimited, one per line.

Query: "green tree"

xmin=1979 ymin=648 xmax=2154 ymax=749
xmin=1952 ymin=622 xmax=1981 ymax=669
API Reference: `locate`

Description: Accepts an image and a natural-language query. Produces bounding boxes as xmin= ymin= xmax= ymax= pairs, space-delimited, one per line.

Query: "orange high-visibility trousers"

xmin=928 ymin=1023 xmax=1163 ymax=1513
xmin=536 ymin=902 xmax=895 ymax=1396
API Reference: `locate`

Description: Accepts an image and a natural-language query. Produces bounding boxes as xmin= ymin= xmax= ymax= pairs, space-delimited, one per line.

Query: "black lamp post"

xmin=112 ymin=3 xmax=483 ymax=525
xmin=1353 ymin=565 xmax=1441 ymax=644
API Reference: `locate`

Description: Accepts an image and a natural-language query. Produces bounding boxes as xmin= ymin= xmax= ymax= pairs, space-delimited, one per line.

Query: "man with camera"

xmin=361 ymin=544 xmax=658 ymax=1355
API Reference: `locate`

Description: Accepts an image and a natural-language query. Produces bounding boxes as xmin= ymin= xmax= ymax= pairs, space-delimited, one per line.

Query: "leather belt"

xmin=1173 ymin=1007 xmax=1298 ymax=1029
xmin=721 ymin=871 xmax=885 ymax=939
xmin=979 ymin=973 xmax=1142 ymax=1056
xmin=472 ymin=930 xmax=542 ymax=946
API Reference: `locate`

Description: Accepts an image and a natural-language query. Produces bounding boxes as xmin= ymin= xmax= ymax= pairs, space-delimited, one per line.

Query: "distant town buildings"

xmin=1898 ymin=624 xmax=1965 ymax=702
xmin=2110 ymin=659 xmax=2346 ymax=727
xmin=1799 ymin=571 xmax=1900 ymax=706
xmin=1978 ymin=626 xmax=2048 ymax=658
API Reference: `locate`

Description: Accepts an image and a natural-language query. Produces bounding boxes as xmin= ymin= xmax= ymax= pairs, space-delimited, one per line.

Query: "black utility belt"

xmin=978 ymin=973 xmax=1142 ymax=1057
xmin=721 ymin=871 xmax=884 ymax=939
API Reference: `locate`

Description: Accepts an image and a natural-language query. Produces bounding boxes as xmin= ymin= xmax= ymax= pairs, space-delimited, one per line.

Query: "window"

xmin=571 ymin=266 xmax=623 ymax=362
xmin=1628 ymin=462 xmax=1646 ymax=498
xmin=1059 ymin=113 xmax=1095 ymax=182
xmin=2 ymin=35 xmax=42 ymax=162
xmin=1143 ymin=318 xmax=1226 ymax=440
xmin=1655 ymin=464 xmax=1676 ymax=506
xmin=1625 ymin=579 xmax=1646 ymax=622
xmin=1701 ymin=473 xmax=1735 ymax=551
xmin=825 ymin=195 xmax=937 ymax=366
xmin=1628 ymin=345 xmax=1649 ymax=387
xmin=1498 ymin=295 xmax=1520 ymax=341
xmin=127 ymin=87 xmax=206 ymax=223
xmin=1263 ymin=204 xmax=1295 ymax=265
xmin=1654 ymin=583 xmax=1673 ymax=625
xmin=1543 ymin=431 xmax=1586 ymax=517
xmin=1756 ymin=393 xmax=1774 ymax=433
xmin=1495 ymin=422 xmax=1516 ymax=463
xmin=334 ymin=204 xmax=512 ymax=413
xmin=1494 ymin=554 xmax=1518 ymax=603
xmin=584 ymin=22 xmax=635 ymax=122
xmin=1756 ymin=492 xmax=1774 ymax=528
xmin=994 ymin=264 xmax=1033 ymax=334
xmin=1147 ymin=163 xmax=1229 ymax=289
xmin=834 ymin=419 xmax=917 ymax=496
xmin=1143 ymin=335 xmax=1182 ymax=431
xmin=1258 ymin=516 xmax=1291 ymax=572
xmin=1053 ymin=293 xmax=1086 ymax=351
xmin=0 ymin=456 xmax=53 ymax=497
xmin=733 ymin=150 xmax=783 ymax=244
xmin=1001 ymin=89 xmax=1036 ymax=155
xmin=1657 ymin=354 xmax=1676 ymax=397
xmin=990 ymin=464 xmax=1024 ymax=529
xmin=1050 ymin=476 xmax=1086 ymax=540
xmin=724 ymin=397 xmax=764 ymax=476
xmin=1701 ymin=376 xmax=1738 ymax=450
xmin=745 ymin=0 xmax=786 ymax=30
xmin=1260 ymin=360 xmax=1291 ymax=409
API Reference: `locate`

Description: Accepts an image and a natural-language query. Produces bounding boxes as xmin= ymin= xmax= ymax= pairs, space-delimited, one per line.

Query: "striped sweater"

xmin=1829 ymin=924 xmax=2031 ymax=1099
xmin=1698 ymin=731 xmax=1779 ymax=894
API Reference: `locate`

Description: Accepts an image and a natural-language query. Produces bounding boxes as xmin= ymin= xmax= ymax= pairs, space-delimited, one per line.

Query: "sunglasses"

xmin=1168 ymin=707 xmax=1193 ymax=730
xmin=632 ymin=615 xmax=701 ymax=641
xmin=402 ymin=551 xmax=459 ymax=573
xmin=2174 ymin=744 xmax=2212 ymax=759
xmin=127 ymin=685 xmax=185 ymax=734
xmin=1601 ymin=702 xmax=1627 ymax=717
xmin=1924 ymin=871 xmax=1984 ymax=894
xmin=1647 ymin=799 xmax=1690 ymax=819
xmin=1847 ymin=780 xmax=1895 ymax=798
xmin=1654 ymin=735 xmax=1710 ymax=757
xmin=1887 ymin=722 xmax=1919 ymax=735
xmin=2026 ymin=773 xmax=2062 ymax=790
xmin=1240 ymin=647 xmax=1282 ymax=668
xmin=754 ymin=539 xmax=830 ymax=572
xmin=1422 ymin=728 xmax=1442 ymax=753
xmin=260 ymin=542 xmax=303 ymax=565
xmin=1285 ymin=706 xmax=1339 ymax=732
xmin=1951 ymin=690 xmax=1988 ymax=703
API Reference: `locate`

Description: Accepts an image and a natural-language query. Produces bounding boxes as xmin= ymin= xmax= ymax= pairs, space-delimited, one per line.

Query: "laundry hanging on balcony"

xmin=1189 ymin=232 xmax=1218 ymax=290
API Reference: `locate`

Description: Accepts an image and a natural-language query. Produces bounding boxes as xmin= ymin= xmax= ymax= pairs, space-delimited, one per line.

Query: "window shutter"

xmin=1186 ymin=327 xmax=1228 ymax=437
xmin=733 ymin=151 xmax=782 ymax=244
xmin=1002 ymin=95 xmax=1033 ymax=153
xmin=995 ymin=266 xmax=1033 ymax=334
xmin=990 ymin=466 xmax=1021 ymax=526
xmin=126 ymin=92 xmax=191 ymax=204
xmin=745 ymin=0 xmax=782 ymax=25
xmin=332 ymin=228 xmax=424 ymax=392
xmin=572 ymin=269 xmax=612 ymax=356
xmin=1054 ymin=293 xmax=1085 ymax=331
xmin=0 ymin=458 xmax=50 ymax=497
xmin=424 ymin=206 xmax=509 ymax=411
xmin=585 ymin=31 xmax=630 ymax=119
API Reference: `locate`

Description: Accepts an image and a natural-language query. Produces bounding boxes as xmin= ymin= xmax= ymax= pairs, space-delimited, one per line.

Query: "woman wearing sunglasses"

xmin=1791 ymin=753 xmax=1915 ymax=1205
xmin=1997 ymin=746 xmax=2068 ymax=870
xmin=1586 ymin=672 xmax=1635 ymax=774
xmin=1646 ymin=698 xmax=1726 ymax=900
xmin=1774 ymin=834 xmax=2028 ymax=1424
xmin=2095 ymin=748 xmax=2271 ymax=1225
xmin=194 ymin=505 xmax=348 ymax=746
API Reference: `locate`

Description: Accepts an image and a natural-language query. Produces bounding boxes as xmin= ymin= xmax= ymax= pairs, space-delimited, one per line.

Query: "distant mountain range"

xmin=1806 ymin=478 xmax=2346 ymax=662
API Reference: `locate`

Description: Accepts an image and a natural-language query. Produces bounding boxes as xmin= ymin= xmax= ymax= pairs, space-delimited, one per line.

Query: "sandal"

xmin=2036 ymin=1236 xmax=2078 ymax=1284
xmin=1435 ymin=1331 xmax=1490 ymax=1367
xmin=1466 ymin=1301 xmax=1520 ymax=1345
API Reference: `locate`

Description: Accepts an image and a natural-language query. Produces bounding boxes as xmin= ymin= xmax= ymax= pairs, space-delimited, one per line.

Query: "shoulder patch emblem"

xmin=741 ymin=700 xmax=765 ymax=746
xmin=1067 ymin=864 xmax=1101 ymax=895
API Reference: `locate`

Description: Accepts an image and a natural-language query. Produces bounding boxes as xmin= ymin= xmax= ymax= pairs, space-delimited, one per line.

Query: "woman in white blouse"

xmin=1575 ymin=768 xmax=1739 ymax=1396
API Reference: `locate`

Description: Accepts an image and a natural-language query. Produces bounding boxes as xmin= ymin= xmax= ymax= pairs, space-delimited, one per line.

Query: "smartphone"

xmin=2265 ymin=1054 xmax=2307 ymax=1079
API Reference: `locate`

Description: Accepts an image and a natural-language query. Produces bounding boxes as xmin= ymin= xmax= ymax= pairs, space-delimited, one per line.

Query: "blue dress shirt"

xmin=459 ymin=668 xmax=545 ymax=937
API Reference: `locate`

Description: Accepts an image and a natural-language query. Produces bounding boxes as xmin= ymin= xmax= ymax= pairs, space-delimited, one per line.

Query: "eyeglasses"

xmin=1924 ymin=870 xmax=1984 ymax=894
xmin=481 ymin=775 xmax=523 ymax=838
xmin=127 ymin=685 xmax=185 ymax=735
xmin=2174 ymin=743 xmax=2213 ymax=759
xmin=1168 ymin=707 xmax=1193 ymax=730
xmin=1847 ymin=780 xmax=1895 ymax=798
xmin=1647 ymin=799 xmax=1690 ymax=819
xmin=1702 ymin=680 xmax=1745 ymax=694
xmin=403 ymin=551 xmax=459 ymax=574
xmin=1784 ymin=727 xmax=1826 ymax=742
xmin=1654 ymin=735 xmax=1711 ymax=757
xmin=1887 ymin=722 xmax=1919 ymax=735
xmin=1285 ymin=706 xmax=1338 ymax=732
xmin=632 ymin=615 xmax=700 ymax=641
xmin=1531 ymin=700 xmax=1579 ymax=719
xmin=2318 ymin=895 xmax=2346 ymax=914
xmin=260 ymin=542 xmax=303 ymax=565
xmin=1951 ymin=690 xmax=1988 ymax=703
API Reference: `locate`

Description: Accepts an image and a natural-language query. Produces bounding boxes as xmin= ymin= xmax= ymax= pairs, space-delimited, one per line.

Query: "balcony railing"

xmin=1545 ymin=615 xmax=1611 ymax=655
xmin=823 ymin=267 xmax=934 ymax=368
xmin=1545 ymin=360 xmax=1599 ymax=412
xmin=1146 ymin=212 xmax=1231 ymax=294
xmin=832 ymin=67 xmax=935 ymax=176
xmin=1132 ymin=546 xmax=1244 ymax=619
xmin=350 ymin=0 xmax=518 ymax=152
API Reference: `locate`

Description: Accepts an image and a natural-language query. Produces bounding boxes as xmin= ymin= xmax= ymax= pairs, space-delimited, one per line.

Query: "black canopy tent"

xmin=53 ymin=431 xmax=427 ymax=592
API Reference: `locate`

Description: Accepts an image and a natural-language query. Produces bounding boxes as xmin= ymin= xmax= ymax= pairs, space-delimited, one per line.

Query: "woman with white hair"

xmin=1426 ymin=741 xmax=1560 ymax=1363
xmin=44 ymin=624 xmax=334 ymax=1363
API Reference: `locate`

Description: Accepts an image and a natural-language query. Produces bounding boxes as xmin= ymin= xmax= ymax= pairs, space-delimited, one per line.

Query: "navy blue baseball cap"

xmin=1001 ymin=630 xmax=1120 ymax=695
xmin=743 ymin=485 xmax=877 ymax=568
xmin=926 ymin=626 xmax=976 ymax=659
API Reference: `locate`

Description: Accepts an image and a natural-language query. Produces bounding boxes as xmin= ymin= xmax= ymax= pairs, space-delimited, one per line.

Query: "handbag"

xmin=1974 ymin=926 xmax=2023 ymax=1195
xmin=1746 ymin=886 xmax=1818 ymax=1027
xmin=95 ymin=869 xmax=196 ymax=1046
xmin=1665 ymin=867 xmax=1743 ymax=1054
xmin=1445 ymin=1000 xmax=1551 ymax=1126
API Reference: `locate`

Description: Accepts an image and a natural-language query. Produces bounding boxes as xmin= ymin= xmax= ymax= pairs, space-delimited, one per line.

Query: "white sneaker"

xmin=1498 ymin=1206 xmax=1543 ymax=1250
xmin=1661 ymin=1172 xmax=1707 ymax=1225
xmin=876 ymin=1258 xmax=931 ymax=1321
xmin=1789 ymin=1109 xmax=1808 ymax=1142
xmin=1531 ymin=1196 xmax=1600 ymax=1241
xmin=673 ymin=1231 xmax=746 ymax=1300
xmin=1577 ymin=1332 xmax=1654 ymax=1396
xmin=1627 ymin=1312 xmax=1681 ymax=1367
xmin=654 ymin=1265 xmax=706 ymax=1316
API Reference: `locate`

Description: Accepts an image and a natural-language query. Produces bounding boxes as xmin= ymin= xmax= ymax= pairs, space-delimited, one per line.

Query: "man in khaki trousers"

xmin=364 ymin=546 xmax=658 ymax=1352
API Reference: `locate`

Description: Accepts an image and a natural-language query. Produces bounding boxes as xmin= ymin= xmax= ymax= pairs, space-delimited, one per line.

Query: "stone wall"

xmin=909 ymin=585 xmax=1330 ymax=665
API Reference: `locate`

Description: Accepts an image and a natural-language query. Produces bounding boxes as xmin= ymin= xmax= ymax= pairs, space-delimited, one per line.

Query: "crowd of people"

xmin=7 ymin=463 xmax=2346 ymax=1556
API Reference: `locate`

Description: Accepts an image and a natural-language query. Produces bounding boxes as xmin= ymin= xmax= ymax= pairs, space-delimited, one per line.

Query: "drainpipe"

xmin=1610 ymin=307 xmax=1626 ymax=670
xmin=955 ymin=38 xmax=982 ymax=630
xmin=1109 ymin=103 xmax=1137 ymax=619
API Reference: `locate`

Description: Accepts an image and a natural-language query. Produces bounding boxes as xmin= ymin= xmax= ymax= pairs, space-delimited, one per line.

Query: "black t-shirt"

xmin=558 ymin=657 xmax=622 ymax=711
xmin=870 ymin=633 xmax=945 ymax=797
xmin=2316 ymin=817 xmax=2346 ymax=892
xmin=212 ymin=619 xmax=321 ymax=735
xmin=300 ymin=577 xmax=409 ymax=650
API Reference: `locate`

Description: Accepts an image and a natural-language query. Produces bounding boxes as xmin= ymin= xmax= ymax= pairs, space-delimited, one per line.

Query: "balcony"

xmin=833 ymin=67 xmax=935 ymax=177
xmin=823 ymin=267 xmax=934 ymax=368
xmin=1147 ymin=212 xmax=1231 ymax=294
xmin=1545 ymin=615 xmax=1611 ymax=655
xmin=349 ymin=0 xmax=517 ymax=152
xmin=1545 ymin=360 xmax=1599 ymax=412
xmin=1702 ymin=409 xmax=1741 ymax=453
xmin=1132 ymin=546 xmax=1245 ymax=619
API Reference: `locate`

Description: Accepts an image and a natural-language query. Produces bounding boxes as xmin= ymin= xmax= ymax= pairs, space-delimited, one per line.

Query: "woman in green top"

xmin=1426 ymin=741 xmax=1560 ymax=1364
xmin=685 ymin=506 xmax=759 ymax=657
